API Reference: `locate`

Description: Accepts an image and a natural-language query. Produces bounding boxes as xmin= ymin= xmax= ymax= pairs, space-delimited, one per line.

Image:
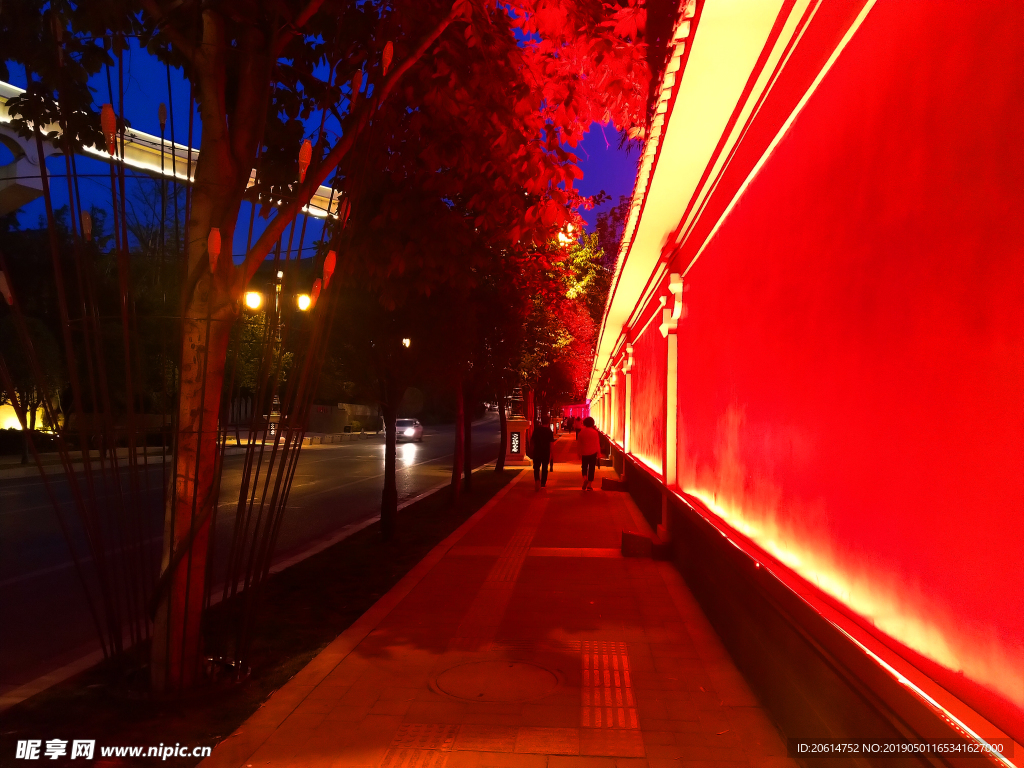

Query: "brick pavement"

xmin=202 ymin=437 xmax=797 ymax=768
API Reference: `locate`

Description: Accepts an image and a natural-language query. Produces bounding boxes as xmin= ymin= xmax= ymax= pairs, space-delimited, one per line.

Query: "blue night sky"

xmin=4 ymin=38 xmax=638 ymax=258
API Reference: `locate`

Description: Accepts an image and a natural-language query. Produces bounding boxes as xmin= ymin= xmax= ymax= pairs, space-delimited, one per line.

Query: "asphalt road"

xmin=0 ymin=415 xmax=502 ymax=698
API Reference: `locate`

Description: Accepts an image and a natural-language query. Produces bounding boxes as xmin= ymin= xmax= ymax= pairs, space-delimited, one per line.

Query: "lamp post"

xmin=240 ymin=272 xmax=313 ymax=440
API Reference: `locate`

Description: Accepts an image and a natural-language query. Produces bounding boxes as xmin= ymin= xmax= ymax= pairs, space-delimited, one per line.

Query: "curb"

xmin=201 ymin=468 xmax=526 ymax=768
xmin=0 ymin=460 xmax=500 ymax=712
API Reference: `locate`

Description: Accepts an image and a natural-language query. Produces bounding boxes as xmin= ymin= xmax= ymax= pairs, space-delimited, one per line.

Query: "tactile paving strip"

xmin=379 ymin=749 xmax=450 ymax=768
xmin=380 ymin=724 xmax=461 ymax=768
xmin=448 ymin=507 xmax=546 ymax=651
xmin=581 ymin=641 xmax=638 ymax=729
xmin=389 ymin=723 xmax=460 ymax=750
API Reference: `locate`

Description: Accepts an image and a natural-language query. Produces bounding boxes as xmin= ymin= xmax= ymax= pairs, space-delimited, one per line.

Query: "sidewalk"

xmin=203 ymin=438 xmax=796 ymax=768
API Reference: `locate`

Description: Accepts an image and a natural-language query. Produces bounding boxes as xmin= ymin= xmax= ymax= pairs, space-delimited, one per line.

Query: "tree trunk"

xmin=496 ymin=384 xmax=507 ymax=472
xmin=381 ymin=398 xmax=398 ymax=540
xmin=451 ymin=375 xmax=464 ymax=501
xmin=151 ymin=279 xmax=235 ymax=692
xmin=20 ymin=391 xmax=34 ymax=464
xmin=463 ymin=383 xmax=473 ymax=492
xmin=233 ymin=393 xmax=241 ymax=446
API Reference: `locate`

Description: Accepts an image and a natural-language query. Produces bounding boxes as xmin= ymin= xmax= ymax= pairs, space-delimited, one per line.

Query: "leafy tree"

xmin=0 ymin=315 xmax=67 ymax=461
xmin=2 ymin=0 xmax=647 ymax=690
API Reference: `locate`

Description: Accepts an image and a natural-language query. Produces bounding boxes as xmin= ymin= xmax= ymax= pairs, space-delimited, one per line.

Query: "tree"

xmin=0 ymin=316 xmax=67 ymax=461
xmin=2 ymin=0 xmax=647 ymax=691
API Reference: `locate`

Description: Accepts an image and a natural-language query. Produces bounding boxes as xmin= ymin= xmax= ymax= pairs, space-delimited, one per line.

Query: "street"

xmin=0 ymin=416 xmax=502 ymax=700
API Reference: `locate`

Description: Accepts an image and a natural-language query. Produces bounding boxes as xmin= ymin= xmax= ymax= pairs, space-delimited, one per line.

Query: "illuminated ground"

xmin=203 ymin=439 xmax=794 ymax=768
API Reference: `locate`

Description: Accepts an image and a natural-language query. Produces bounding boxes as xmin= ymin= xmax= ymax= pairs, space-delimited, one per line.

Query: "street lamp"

xmin=296 ymin=294 xmax=312 ymax=311
xmin=244 ymin=291 xmax=263 ymax=310
xmin=402 ymin=338 xmax=411 ymax=348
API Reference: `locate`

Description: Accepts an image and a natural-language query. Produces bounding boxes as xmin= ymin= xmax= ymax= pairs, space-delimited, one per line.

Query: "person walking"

xmin=573 ymin=415 xmax=583 ymax=437
xmin=577 ymin=416 xmax=601 ymax=490
xmin=532 ymin=416 xmax=555 ymax=490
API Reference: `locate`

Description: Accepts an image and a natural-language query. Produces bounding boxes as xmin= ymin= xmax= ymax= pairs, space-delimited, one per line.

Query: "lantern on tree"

xmin=81 ymin=210 xmax=92 ymax=241
xmin=208 ymin=228 xmax=221 ymax=273
xmin=323 ymin=250 xmax=336 ymax=288
xmin=337 ymin=197 xmax=352 ymax=230
xmin=382 ymin=42 xmax=394 ymax=76
xmin=101 ymin=104 xmax=117 ymax=155
xmin=298 ymin=139 xmax=312 ymax=182
xmin=351 ymin=71 xmax=363 ymax=105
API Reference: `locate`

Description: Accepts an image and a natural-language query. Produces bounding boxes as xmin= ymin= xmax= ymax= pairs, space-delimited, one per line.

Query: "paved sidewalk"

xmin=204 ymin=438 xmax=796 ymax=768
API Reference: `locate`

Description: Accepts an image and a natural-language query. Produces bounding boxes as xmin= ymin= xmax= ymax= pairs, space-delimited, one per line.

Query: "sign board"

xmin=505 ymin=418 xmax=529 ymax=464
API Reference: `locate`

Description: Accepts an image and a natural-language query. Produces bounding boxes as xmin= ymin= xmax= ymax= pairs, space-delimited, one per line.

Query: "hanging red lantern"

xmin=158 ymin=103 xmax=167 ymax=131
xmin=298 ymin=139 xmax=312 ymax=183
xmin=311 ymin=278 xmax=322 ymax=308
xmin=207 ymin=228 xmax=221 ymax=273
xmin=338 ymin=197 xmax=352 ymax=229
xmin=81 ymin=210 xmax=92 ymax=241
xmin=101 ymin=104 xmax=117 ymax=155
xmin=323 ymin=250 xmax=336 ymax=288
xmin=382 ymin=42 xmax=394 ymax=76
xmin=351 ymin=71 xmax=363 ymax=105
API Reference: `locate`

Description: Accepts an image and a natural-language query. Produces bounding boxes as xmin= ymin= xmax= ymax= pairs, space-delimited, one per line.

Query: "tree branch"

xmin=139 ymin=0 xmax=197 ymax=62
xmin=237 ymin=3 xmax=463 ymax=291
xmin=273 ymin=0 xmax=330 ymax=57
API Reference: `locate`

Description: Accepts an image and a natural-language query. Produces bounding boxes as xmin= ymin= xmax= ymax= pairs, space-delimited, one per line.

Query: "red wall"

xmin=612 ymin=367 xmax=625 ymax=445
xmin=672 ymin=1 xmax=1022 ymax=732
xmin=630 ymin=321 xmax=667 ymax=474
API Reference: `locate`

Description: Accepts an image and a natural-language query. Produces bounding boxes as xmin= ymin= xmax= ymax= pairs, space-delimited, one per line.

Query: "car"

xmin=396 ymin=418 xmax=423 ymax=442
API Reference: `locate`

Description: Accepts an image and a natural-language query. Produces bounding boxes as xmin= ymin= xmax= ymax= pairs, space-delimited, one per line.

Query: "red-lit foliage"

xmin=4 ymin=0 xmax=649 ymax=691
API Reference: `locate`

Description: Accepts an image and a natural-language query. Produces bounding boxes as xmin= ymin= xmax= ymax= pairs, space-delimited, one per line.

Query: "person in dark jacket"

xmin=577 ymin=416 xmax=602 ymax=490
xmin=532 ymin=416 xmax=555 ymax=490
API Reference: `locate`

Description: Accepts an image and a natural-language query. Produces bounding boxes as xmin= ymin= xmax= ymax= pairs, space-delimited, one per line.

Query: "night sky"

xmin=3 ymin=38 xmax=639 ymax=260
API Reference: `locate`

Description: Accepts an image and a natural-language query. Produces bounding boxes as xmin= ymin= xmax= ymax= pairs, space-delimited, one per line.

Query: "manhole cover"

xmin=435 ymin=661 xmax=558 ymax=702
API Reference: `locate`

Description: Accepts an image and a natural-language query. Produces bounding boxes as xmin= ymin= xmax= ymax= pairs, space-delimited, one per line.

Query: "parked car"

xmin=396 ymin=418 xmax=423 ymax=442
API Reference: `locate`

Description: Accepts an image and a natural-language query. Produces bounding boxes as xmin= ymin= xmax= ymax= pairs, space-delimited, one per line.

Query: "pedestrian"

xmin=573 ymin=415 xmax=583 ymax=437
xmin=532 ymin=416 xmax=555 ymax=490
xmin=577 ymin=416 xmax=601 ymax=491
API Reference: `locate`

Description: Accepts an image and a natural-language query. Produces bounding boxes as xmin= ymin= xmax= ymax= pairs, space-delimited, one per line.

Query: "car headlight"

xmin=404 ymin=428 xmax=415 ymax=437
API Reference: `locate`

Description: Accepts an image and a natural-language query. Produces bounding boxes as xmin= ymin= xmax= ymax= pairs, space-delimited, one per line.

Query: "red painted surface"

xmin=611 ymin=367 xmax=625 ymax=445
xmin=630 ymin=320 xmax=666 ymax=474
xmin=671 ymin=1 xmax=1022 ymax=734
xmin=561 ymin=403 xmax=590 ymax=419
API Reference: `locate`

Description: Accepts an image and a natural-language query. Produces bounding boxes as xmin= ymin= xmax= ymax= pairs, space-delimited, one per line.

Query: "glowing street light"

xmin=402 ymin=338 xmax=411 ymax=348
xmin=296 ymin=293 xmax=312 ymax=311
xmin=557 ymin=222 xmax=576 ymax=245
xmin=244 ymin=291 xmax=263 ymax=310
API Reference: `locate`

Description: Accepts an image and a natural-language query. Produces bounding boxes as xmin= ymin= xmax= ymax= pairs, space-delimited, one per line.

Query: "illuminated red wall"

xmin=670 ymin=1 xmax=1022 ymax=732
xmin=612 ymin=367 xmax=625 ymax=445
xmin=629 ymin=321 xmax=666 ymax=473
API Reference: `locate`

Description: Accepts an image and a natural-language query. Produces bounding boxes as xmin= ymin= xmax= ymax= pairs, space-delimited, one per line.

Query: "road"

xmin=0 ymin=416 xmax=502 ymax=700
